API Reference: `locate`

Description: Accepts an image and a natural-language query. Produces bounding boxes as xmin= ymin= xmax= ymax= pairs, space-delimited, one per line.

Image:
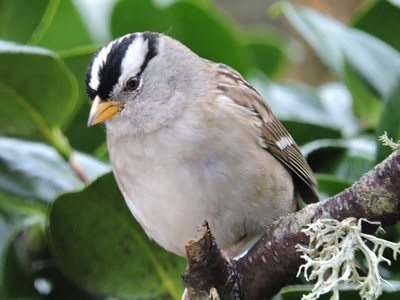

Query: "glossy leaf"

xmin=243 ymin=26 xmax=289 ymax=77
xmin=281 ymin=3 xmax=400 ymax=98
xmin=111 ymin=0 xmax=249 ymax=75
xmin=0 ymin=0 xmax=91 ymax=51
xmin=48 ymin=172 xmax=186 ymax=299
xmin=36 ymin=0 xmax=92 ymax=51
xmin=166 ymin=0 xmax=249 ymax=75
xmin=0 ymin=0 xmax=49 ymax=44
xmin=376 ymin=81 xmax=400 ymax=163
xmin=303 ymin=136 xmax=376 ymax=181
xmin=342 ymin=60 xmax=381 ymax=128
xmin=111 ymin=0 xmax=172 ymax=37
xmin=60 ymin=47 xmax=107 ymax=153
xmin=2 ymin=222 xmax=46 ymax=299
xmin=0 ymin=207 xmax=26 ymax=278
xmin=0 ymin=191 xmax=45 ymax=289
xmin=250 ymin=78 xmax=355 ymax=142
xmin=281 ymin=3 xmax=400 ymax=128
xmin=252 ymin=79 xmax=336 ymax=125
xmin=0 ymin=41 xmax=77 ymax=143
xmin=352 ymin=0 xmax=400 ymax=52
xmin=317 ymin=82 xmax=360 ymax=137
xmin=0 ymin=191 xmax=45 ymax=218
xmin=283 ymin=121 xmax=341 ymax=146
xmin=0 ymin=137 xmax=110 ymax=202
xmin=1 ymin=221 xmax=95 ymax=300
xmin=315 ymin=174 xmax=352 ymax=200
xmin=389 ymin=0 xmax=400 ymax=8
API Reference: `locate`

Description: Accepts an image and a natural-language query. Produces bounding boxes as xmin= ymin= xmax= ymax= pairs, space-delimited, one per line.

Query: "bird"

xmin=86 ymin=32 xmax=319 ymax=258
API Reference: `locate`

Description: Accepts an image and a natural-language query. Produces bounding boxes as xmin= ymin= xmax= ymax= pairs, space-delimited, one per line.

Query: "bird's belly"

xmin=107 ymin=107 xmax=294 ymax=256
xmin=113 ymin=152 xmax=250 ymax=255
xmin=110 ymin=142 xmax=293 ymax=256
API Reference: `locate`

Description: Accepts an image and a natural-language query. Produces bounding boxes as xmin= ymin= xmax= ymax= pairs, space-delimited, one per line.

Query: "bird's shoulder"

xmin=206 ymin=61 xmax=319 ymax=203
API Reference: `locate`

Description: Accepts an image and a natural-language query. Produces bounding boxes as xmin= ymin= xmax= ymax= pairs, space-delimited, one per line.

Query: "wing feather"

xmin=212 ymin=62 xmax=319 ymax=203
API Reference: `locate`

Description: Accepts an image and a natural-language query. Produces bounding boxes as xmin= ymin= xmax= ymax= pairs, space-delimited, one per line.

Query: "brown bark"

xmin=182 ymin=150 xmax=400 ymax=299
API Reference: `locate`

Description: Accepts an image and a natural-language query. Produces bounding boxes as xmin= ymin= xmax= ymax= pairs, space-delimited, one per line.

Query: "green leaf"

xmin=111 ymin=0 xmax=249 ymax=75
xmin=317 ymin=82 xmax=360 ymax=137
xmin=303 ymin=136 xmax=376 ymax=182
xmin=0 ymin=41 xmax=78 ymax=157
xmin=0 ymin=0 xmax=91 ymax=51
xmin=0 ymin=137 xmax=79 ymax=201
xmin=0 ymin=191 xmax=45 ymax=290
xmin=0 ymin=0 xmax=49 ymax=44
xmin=111 ymin=0 xmax=172 ymax=37
xmin=243 ymin=26 xmax=289 ymax=77
xmin=250 ymin=78 xmax=356 ymax=142
xmin=48 ymin=173 xmax=186 ymax=299
xmin=59 ymin=46 xmax=107 ymax=153
xmin=351 ymin=0 xmax=400 ymax=52
xmin=315 ymin=174 xmax=352 ymax=200
xmin=281 ymin=3 xmax=400 ymax=98
xmin=0 ymin=137 xmax=110 ymax=202
xmin=252 ymin=79 xmax=335 ymax=125
xmin=35 ymin=0 xmax=92 ymax=51
xmin=1 ymin=220 xmax=96 ymax=300
xmin=2 ymin=222 xmax=46 ymax=299
xmin=280 ymin=3 xmax=400 ymax=128
xmin=376 ymin=80 xmax=400 ymax=163
xmin=342 ymin=60 xmax=381 ymax=128
xmin=0 ymin=191 xmax=45 ymax=217
xmin=389 ymin=0 xmax=400 ymax=8
xmin=0 ymin=41 xmax=76 ymax=131
xmin=0 ymin=213 xmax=19 ymax=277
xmin=282 ymin=121 xmax=340 ymax=146
xmin=166 ymin=0 xmax=249 ymax=75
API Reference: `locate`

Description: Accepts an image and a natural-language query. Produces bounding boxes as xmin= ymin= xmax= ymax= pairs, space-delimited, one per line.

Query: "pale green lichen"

xmin=208 ymin=288 xmax=220 ymax=300
xmin=296 ymin=218 xmax=400 ymax=300
xmin=379 ymin=132 xmax=400 ymax=151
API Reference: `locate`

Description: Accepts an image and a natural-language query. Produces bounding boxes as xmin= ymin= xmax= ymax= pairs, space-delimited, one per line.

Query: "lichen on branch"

xmin=297 ymin=218 xmax=400 ymax=300
xmin=379 ymin=132 xmax=400 ymax=151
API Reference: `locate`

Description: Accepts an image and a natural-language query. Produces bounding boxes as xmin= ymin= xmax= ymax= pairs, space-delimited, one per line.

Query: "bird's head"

xmin=85 ymin=32 xmax=210 ymax=136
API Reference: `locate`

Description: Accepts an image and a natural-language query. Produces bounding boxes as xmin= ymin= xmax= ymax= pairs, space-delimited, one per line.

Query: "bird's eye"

xmin=126 ymin=76 xmax=140 ymax=91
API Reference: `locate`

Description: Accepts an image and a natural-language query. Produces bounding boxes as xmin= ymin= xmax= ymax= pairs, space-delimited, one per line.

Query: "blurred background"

xmin=0 ymin=0 xmax=400 ymax=299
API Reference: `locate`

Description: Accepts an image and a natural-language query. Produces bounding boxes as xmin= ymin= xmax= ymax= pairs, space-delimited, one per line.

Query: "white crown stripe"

xmin=89 ymin=39 xmax=119 ymax=91
xmin=118 ymin=35 xmax=148 ymax=88
xmin=88 ymin=33 xmax=140 ymax=92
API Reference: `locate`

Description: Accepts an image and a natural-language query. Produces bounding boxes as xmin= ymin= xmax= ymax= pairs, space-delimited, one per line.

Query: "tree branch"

xmin=182 ymin=150 xmax=400 ymax=299
xmin=181 ymin=221 xmax=239 ymax=300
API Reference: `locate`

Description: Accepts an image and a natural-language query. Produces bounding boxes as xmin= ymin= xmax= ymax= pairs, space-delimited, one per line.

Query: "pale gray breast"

xmin=106 ymin=97 xmax=295 ymax=255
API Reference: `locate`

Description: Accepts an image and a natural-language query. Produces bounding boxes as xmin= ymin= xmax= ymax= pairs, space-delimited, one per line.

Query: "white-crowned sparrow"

xmin=86 ymin=32 xmax=319 ymax=257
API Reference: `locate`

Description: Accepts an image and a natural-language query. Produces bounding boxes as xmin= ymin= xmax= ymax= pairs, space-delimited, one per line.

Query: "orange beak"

xmin=87 ymin=95 xmax=124 ymax=127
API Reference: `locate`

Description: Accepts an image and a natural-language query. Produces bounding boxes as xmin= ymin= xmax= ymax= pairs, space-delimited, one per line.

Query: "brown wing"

xmin=213 ymin=62 xmax=319 ymax=203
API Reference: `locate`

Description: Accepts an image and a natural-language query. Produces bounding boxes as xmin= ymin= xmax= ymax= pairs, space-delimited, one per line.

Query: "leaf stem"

xmin=27 ymin=0 xmax=61 ymax=45
xmin=69 ymin=154 xmax=89 ymax=183
xmin=0 ymin=81 xmax=88 ymax=183
xmin=57 ymin=44 xmax=101 ymax=59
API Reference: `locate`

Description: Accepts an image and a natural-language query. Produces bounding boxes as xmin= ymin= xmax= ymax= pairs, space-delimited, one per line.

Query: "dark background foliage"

xmin=0 ymin=0 xmax=400 ymax=299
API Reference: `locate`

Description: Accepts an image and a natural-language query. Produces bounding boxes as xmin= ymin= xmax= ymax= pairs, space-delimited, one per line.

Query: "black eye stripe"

xmin=96 ymin=34 xmax=138 ymax=100
xmin=85 ymin=32 xmax=159 ymax=101
xmin=86 ymin=85 xmax=96 ymax=101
